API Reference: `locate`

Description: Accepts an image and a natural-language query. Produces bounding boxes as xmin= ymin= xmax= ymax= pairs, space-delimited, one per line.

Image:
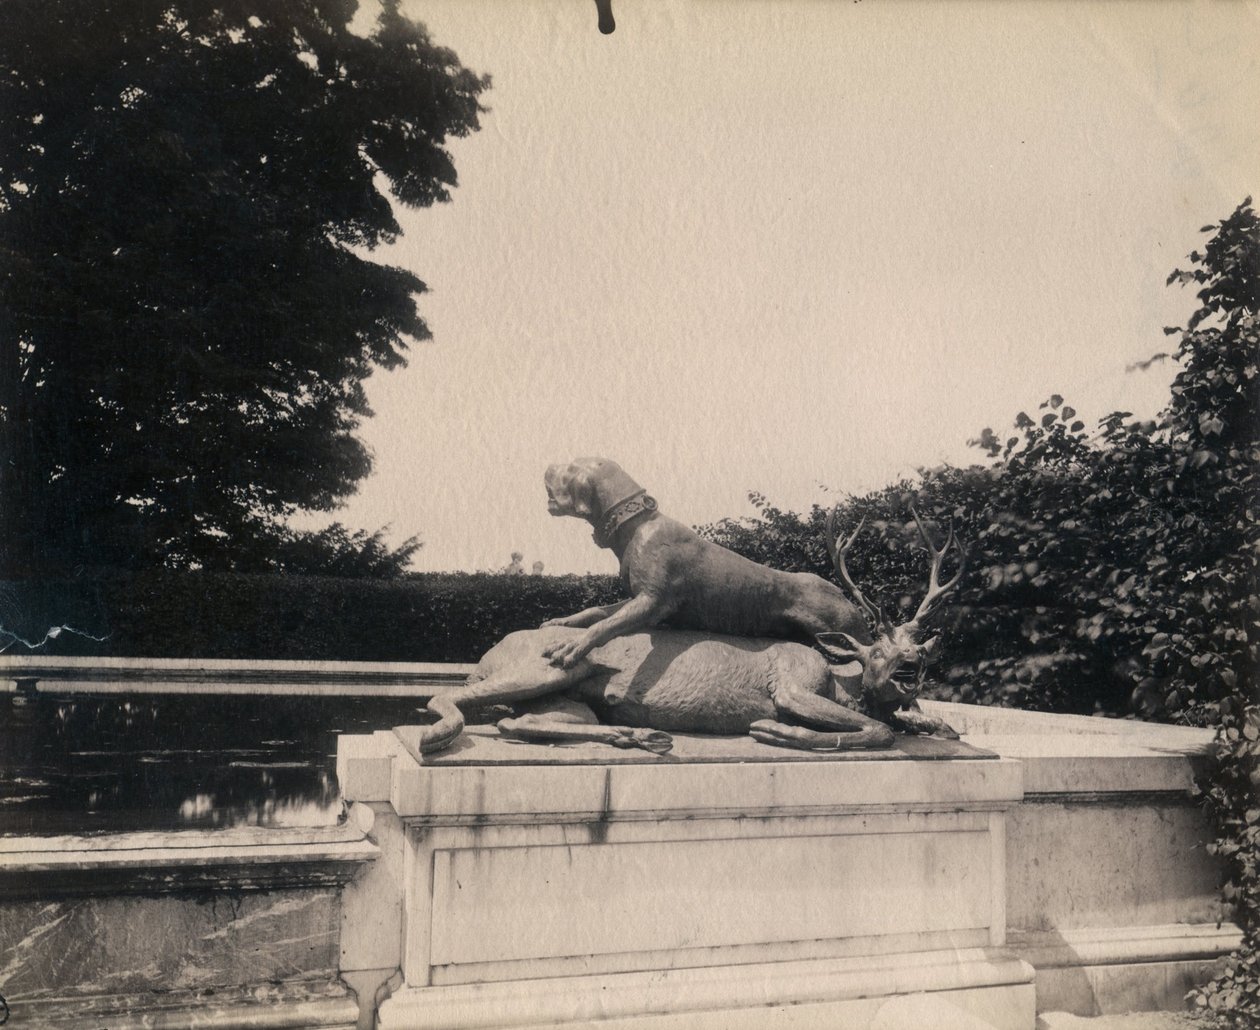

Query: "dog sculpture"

xmin=404 ymin=626 xmax=904 ymax=756
xmin=540 ymin=458 xmax=963 ymax=712
xmin=540 ymin=457 xmax=871 ymax=667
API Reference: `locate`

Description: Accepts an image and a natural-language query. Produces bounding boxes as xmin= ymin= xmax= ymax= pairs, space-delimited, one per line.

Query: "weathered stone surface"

xmin=378 ymin=950 xmax=1037 ymax=1030
xmin=5 ymin=978 xmax=358 ymax=1029
xmin=920 ymin=700 xmax=1235 ymax=1016
xmin=0 ymin=888 xmax=339 ymax=1001
xmin=339 ymin=723 xmax=1028 ymax=1027
xmin=0 ymin=824 xmax=377 ymax=1028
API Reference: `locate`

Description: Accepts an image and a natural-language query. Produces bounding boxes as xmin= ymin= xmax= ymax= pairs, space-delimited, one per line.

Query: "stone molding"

xmin=1009 ymin=923 xmax=1244 ymax=970
xmin=378 ymin=948 xmax=1036 ymax=1030
xmin=0 ymin=824 xmax=378 ymax=898
xmin=7 ymin=977 xmax=359 ymax=1030
xmin=2 ymin=654 xmax=473 ymax=697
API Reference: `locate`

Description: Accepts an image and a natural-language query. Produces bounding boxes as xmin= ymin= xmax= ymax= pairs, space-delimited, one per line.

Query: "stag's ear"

xmin=918 ymin=635 xmax=943 ymax=663
xmin=815 ymin=632 xmax=867 ymax=676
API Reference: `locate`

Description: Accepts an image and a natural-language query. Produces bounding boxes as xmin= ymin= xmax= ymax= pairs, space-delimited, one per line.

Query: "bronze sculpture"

xmin=405 ymin=458 xmax=963 ymax=756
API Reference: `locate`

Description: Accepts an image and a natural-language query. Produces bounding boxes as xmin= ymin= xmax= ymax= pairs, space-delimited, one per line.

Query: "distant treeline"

xmin=0 ymin=570 xmax=625 ymax=664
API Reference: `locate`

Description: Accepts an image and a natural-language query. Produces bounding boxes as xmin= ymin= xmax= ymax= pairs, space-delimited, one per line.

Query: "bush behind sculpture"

xmin=0 ymin=570 xmax=624 ymax=663
xmin=701 ymin=198 xmax=1259 ymax=1025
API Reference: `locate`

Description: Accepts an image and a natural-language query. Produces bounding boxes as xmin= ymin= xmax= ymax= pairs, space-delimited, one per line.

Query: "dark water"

xmin=0 ymin=693 xmax=440 ymax=836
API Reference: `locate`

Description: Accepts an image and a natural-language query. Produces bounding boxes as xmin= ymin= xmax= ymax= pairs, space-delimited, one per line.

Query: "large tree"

xmin=0 ymin=0 xmax=488 ymax=576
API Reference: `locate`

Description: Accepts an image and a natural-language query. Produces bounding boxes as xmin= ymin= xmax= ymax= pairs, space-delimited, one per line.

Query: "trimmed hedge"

xmin=0 ymin=570 xmax=626 ymax=663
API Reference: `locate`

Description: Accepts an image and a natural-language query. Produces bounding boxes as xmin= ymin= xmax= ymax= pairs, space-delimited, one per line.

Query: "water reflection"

xmin=0 ymin=693 xmax=440 ymax=836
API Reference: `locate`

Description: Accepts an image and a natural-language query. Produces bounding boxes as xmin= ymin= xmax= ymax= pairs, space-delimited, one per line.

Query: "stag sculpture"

xmin=403 ymin=627 xmax=899 ymax=757
xmin=815 ymin=507 xmax=966 ymax=736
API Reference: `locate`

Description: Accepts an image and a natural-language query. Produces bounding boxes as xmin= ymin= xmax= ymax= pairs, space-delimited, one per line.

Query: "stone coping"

xmin=2 ymin=654 xmax=472 ymax=696
xmin=921 ymin=700 xmax=1216 ymax=746
xmin=919 ymin=701 xmax=1216 ymax=797
xmin=0 ymin=823 xmax=378 ymax=897
xmin=338 ymin=726 xmax=1025 ymax=820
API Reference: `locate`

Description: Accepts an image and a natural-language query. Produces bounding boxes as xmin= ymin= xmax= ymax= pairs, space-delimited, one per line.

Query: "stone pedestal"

xmin=337 ymin=727 xmax=1035 ymax=1030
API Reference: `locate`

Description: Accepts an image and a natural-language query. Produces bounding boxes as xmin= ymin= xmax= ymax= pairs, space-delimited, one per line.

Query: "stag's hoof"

xmin=615 ymin=728 xmax=672 ymax=755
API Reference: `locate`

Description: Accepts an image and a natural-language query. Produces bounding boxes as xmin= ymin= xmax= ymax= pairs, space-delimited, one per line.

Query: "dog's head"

xmin=545 ymin=458 xmax=645 ymax=523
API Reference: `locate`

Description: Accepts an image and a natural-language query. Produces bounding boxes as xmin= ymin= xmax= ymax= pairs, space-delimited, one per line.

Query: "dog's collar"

xmin=593 ymin=491 xmax=657 ymax=549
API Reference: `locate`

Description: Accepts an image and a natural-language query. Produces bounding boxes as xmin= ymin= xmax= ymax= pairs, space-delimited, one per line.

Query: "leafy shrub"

xmin=702 ymin=200 xmax=1258 ymax=1022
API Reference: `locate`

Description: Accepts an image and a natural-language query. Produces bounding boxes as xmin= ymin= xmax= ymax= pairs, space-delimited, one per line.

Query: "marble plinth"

xmin=338 ymin=726 xmax=1034 ymax=1030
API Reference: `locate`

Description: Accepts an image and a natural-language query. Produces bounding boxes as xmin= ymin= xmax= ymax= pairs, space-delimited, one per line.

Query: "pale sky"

xmin=305 ymin=0 xmax=1260 ymax=575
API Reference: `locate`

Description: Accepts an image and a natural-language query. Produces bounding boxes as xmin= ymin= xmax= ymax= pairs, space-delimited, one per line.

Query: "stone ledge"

xmin=5 ymin=977 xmax=359 ymax=1030
xmin=1010 ymin=923 xmax=1243 ymax=970
xmin=362 ymin=728 xmax=1024 ymax=822
xmin=379 ymin=947 xmax=1035 ymax=1030
xmin=0 ymin=824 xmax=378 ymax=897
xmin=919 ymin=701 xmax=1214 ymax=796
xmin=2 ymin=653 xmax=472 ymax=697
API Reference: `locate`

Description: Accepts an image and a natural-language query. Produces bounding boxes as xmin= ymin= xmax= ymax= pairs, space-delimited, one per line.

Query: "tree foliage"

xmin=701 ymin=201 xmax=1258 ymax=1022
xmin=0 ymin=0 xmax=488 ymax=575
xmin=704 ymin=201 xmax=1257 ymax=727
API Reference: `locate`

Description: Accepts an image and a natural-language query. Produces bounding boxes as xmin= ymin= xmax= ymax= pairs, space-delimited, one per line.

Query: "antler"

xmin=824 ymin=505 xmax=883 ymax=626
xmin=909 ymin=507 xmax=965 ymax=624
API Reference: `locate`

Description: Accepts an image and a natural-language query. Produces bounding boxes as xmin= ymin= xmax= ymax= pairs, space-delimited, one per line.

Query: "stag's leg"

xmin=750 ymin=689 xmax=895 ymax=751
xmin=888 ymin=706 xmax=960 ymax=740
xmin=541 ymin=599 xmax=629 ymax=629
xmin=497 ymin=710 xmax=673 ymax=755
xmin=399 ymin=655 xmax=596 ymax=757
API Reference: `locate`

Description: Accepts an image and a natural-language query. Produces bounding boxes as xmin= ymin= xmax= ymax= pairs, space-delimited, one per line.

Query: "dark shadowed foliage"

xmin=0 ymin=570 xmax=625 ymax=663
xmin=0 ymin=0 xmax=488 ymax=576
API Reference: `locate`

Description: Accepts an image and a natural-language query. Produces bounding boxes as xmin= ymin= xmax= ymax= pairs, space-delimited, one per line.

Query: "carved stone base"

xmin=340 ymin=725 xmax=1032 ymax=1029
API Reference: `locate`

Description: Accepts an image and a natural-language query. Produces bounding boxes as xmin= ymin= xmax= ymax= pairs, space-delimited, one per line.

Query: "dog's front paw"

xmin=543 ymin=636 xmax=590 ymax=668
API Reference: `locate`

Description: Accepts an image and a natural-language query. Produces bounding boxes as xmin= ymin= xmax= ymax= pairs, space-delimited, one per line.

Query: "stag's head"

xmin=816 ymin=507 xmax=965 ymax=709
